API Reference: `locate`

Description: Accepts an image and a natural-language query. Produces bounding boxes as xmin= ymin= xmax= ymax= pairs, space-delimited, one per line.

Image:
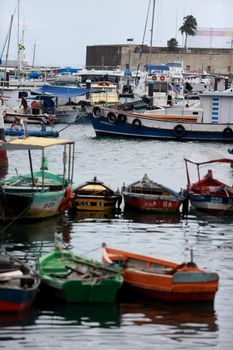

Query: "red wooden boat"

xmin=122 ymin=174 xmax=184 ymax=212
xmin=185 ymin=152 xmax=233 ymax=214
xmin=102 ymin=245 xmax=219 ymax=302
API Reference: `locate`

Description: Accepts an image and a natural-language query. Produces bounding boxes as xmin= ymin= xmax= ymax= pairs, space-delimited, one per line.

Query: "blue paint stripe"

xmin=212 ymin=98 xmax=219 ymax=101
xmin=212 ymin=102 xmax=219 ymax=106
xmin=212 ymin=107 xmax=219 ymax=111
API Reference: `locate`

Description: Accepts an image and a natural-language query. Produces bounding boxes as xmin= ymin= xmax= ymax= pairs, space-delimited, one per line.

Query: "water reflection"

xmin=123 ymin=209 xmax=181 ymax=225
xmin=70 ymin=210 xmax=116 ymax=222
xmin=35 ymin=299 xmax=120 ymax=328
xmin=120 ymin=299 xmax=218 ymax=332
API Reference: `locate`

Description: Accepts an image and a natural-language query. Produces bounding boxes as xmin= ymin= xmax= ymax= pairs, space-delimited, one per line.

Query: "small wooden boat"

xmin=185 ymin=151 xmax=233 ymax=214
xmin=102 ymin=245 xmax=219 ymax=302
xmin=122 ymin=174 xmax=184 ymax=212
xmin=72 ymin=177 xmax=122 ymax=212
xmin=0 ymin=137 xmax=75 ymax=221
xmin=37 ymin=248 xmax=123 ymax=303
xmin=0 ymin=251 xmax=40 ymax=312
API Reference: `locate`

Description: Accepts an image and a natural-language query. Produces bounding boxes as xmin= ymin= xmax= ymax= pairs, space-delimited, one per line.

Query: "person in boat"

xmin=11 ymin=116 xmax=24 ymax=130
xmin=19 ymin=96 xmax=29 ymax=113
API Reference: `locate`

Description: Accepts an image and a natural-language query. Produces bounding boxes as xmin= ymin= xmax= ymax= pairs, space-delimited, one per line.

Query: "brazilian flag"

xmin=18 ymin=43 xmax=25 ymax=50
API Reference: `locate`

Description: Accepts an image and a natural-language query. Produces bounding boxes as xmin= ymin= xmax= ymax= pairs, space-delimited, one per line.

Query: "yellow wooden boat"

xmin=72 ymin=177 xmax=122 ymax=212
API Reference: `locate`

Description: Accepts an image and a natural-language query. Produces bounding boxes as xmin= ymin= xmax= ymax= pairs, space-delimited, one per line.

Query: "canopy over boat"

xmin=184 ymin=149 xmax=233 ymax=165
xmin=32 ymin=84 xmax=91 ymax=98
xmin=2 ymin=136 xmax=74 ymax=150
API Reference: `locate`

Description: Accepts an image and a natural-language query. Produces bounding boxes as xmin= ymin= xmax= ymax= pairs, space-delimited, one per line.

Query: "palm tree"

xmin=167 ymin=38 xmax=178 ymax=51
xmin=179 ymin=15 xmax=197 ymax=53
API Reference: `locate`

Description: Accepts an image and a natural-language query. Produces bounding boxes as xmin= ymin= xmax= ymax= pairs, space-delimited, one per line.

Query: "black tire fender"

xmin=118 ymin=114 xmax=127 ymax=123
xmin=107 ymin=112 xmax=117 ymax=123
xmin=132 ymin=118 xmax=142 ymax=127
xmin=223 ymin=127 xmax=233 ymax=137
xmin=92 ymin=106 xmax=101 ymax=117
xmin=173 ymin=124 xmax=186 ymax=138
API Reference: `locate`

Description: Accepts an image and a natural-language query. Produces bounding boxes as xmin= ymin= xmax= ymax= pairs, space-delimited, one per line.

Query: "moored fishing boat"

xmin=0 ymin=251 xmax=40 ymax=312
xmin=37 ymin=247 xmax=123 ymax=303
xmin=72 ymin=177 xmax=122 ymax=212
xmin=122 ymin=174 xmax=184 ymax=212
xmin=91 ymin=91 xmax=233 ymax=141
xmin=185 ymin=151 xmax=233 ymax=214
xmin=102 ymin=244 xmax=219 ymax=303
xmin=0 ymin=137 xmax=75 ymax=221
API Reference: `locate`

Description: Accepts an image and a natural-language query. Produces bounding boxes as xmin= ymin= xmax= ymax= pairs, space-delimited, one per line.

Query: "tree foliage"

xmin=167 ymin=38 xmax=178 ymax=51
xmin=179 ymin=15 xmax=197 ymax=52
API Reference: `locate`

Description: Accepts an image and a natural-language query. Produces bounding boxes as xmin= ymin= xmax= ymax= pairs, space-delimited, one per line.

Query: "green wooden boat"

xmin=0 ymin=137 xmax=75 ymax=221
xmin=36 ymin=249 xmax=123 ymax=303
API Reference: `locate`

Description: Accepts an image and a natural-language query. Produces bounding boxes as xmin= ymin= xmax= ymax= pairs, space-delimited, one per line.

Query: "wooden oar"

xmin=70 ymin=256 xmax=121 ymax=274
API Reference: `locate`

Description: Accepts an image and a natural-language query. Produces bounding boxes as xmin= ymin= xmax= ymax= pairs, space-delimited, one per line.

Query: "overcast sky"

xmin=0 ymin=0 xmax=232 ymax=68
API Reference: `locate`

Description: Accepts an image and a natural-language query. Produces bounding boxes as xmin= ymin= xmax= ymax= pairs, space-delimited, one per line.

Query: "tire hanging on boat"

xmin=107 ymin=112 xmax=117 ymax=123
xmin=132 ymin=118 xmax=142 ymax=127
xmin=173 ymin=124 xmax=186 ymax=138
xmin=92 ymin=106 xmax=102 ymax=118
xmin=117 ymin=114 xmax=127 ymax=123
xmin=223 ymin=127 xmax=233 ymax=138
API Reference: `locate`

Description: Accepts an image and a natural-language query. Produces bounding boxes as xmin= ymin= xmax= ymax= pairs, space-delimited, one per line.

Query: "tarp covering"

xmin=33 ymin=85 xmax=91 ymax=98
xmin=2 ymin=136 xmax=74 ymax=150
xmin=56 ymin=67 xmax=78 ymax=74
xmin=184 ymin=149 xmax=233 ymax=165
xmin=144 ymin=65 xmax=170 ymax=71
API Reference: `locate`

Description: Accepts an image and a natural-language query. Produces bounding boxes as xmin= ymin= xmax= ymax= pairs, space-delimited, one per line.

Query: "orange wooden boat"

xmin=102 ymin=245 xmax=219 ymax=302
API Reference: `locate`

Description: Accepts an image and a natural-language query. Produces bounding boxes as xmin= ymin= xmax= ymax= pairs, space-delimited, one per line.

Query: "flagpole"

xmin=17 ymin=0 xmax=20 ymax=75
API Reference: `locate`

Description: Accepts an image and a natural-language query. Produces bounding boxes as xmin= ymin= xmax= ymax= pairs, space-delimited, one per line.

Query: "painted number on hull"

xmin=211 ymin=197 xmax=222 ymax=203
xmin=144 ymin=201 xmax=173 ymax=208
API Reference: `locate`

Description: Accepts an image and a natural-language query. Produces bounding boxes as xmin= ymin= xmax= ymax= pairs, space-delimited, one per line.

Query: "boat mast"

xmin=32 ymin=42 xmax=36 ymax=68
xmin=149 ymin=0 xmax=156 ymax=66
xmin=1 ymin=15 xmax=14 ymax=94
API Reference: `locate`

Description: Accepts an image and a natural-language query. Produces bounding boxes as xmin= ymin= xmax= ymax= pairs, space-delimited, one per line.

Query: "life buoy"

xmin=93 ymin=106 xmax=101 ymax=117
xmin=223 ymin=127 xmax=233 ymax=137
xmin=152 ymin=75 xmax=157 ymax=81
xmin=160 ymin=76 xmax=165 ymax=81
xmin=173 ymin=124 xmax=186 ymax=138
xmin=118 ymin=114 xmax=127 ymax=123
xmin=31 ymin=100 xmax=39 ymax=109
xmin=58 ymin=186 xmax=72 ymax=213
xmin=107 ymin=112 xmax=117 ymax=123
xmin=132 ymin=118 xmax=142 ymax=127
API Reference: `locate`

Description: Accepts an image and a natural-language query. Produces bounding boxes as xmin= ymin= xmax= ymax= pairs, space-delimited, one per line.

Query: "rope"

xmin=0 ymin=202 xmax=32 ymax=234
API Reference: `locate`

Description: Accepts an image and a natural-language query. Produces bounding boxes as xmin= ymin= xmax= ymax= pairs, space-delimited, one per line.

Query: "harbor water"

xmin=0 ymin=122 xmax=233 ymax=349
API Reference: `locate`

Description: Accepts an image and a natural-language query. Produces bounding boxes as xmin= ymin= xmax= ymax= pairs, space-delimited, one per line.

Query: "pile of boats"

xmin=0 ymin=135 xmax=232 ymax=221
xmin=0 ymin=241 xmax=219 ymax=313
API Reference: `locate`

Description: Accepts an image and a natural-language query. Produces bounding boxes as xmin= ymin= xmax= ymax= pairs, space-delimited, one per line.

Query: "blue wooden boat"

xmin=4 ymin=128 xmax=59 ymax=138
xmin=0 ymin=251 xmax=40 ymax=313
xmin=91 ymin=91 xmax=233 ymax=142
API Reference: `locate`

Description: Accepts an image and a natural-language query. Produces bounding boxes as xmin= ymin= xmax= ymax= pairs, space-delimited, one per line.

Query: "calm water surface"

xmin=0 ymin=123 xmax=233 ymax=349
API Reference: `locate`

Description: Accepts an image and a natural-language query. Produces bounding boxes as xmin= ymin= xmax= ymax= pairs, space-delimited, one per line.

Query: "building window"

xmin=228 ymin=66 xmax=231 ymax=73
xmin=207 ymin=65 xmax=211 ymax=73
xmin=186 ymin=65 xmax=190 ymax=71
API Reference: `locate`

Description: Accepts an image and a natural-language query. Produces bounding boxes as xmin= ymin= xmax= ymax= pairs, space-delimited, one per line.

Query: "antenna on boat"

xmin=190 ymin=248 xmax=193 ymax=263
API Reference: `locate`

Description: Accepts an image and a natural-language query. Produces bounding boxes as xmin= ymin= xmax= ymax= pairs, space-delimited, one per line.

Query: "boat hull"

xmin=4 ymin=128 xmax=59 ymax=138
xmin=189 ymin=193 xmax=233 ymax=214
xmin=73 ymin=195 xmax=120 ymax=212
xmin=123 ymin=194 xmax=182 ymax=212
xmin=0 ymin=288 xmax=38 ymax=313
xmin=91 ymin=115 xmax=233 ymax=142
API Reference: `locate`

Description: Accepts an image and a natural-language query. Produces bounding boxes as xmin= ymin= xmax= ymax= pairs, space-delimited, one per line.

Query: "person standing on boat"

xmin=20 ymin=96 xmax=29 ymax=113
